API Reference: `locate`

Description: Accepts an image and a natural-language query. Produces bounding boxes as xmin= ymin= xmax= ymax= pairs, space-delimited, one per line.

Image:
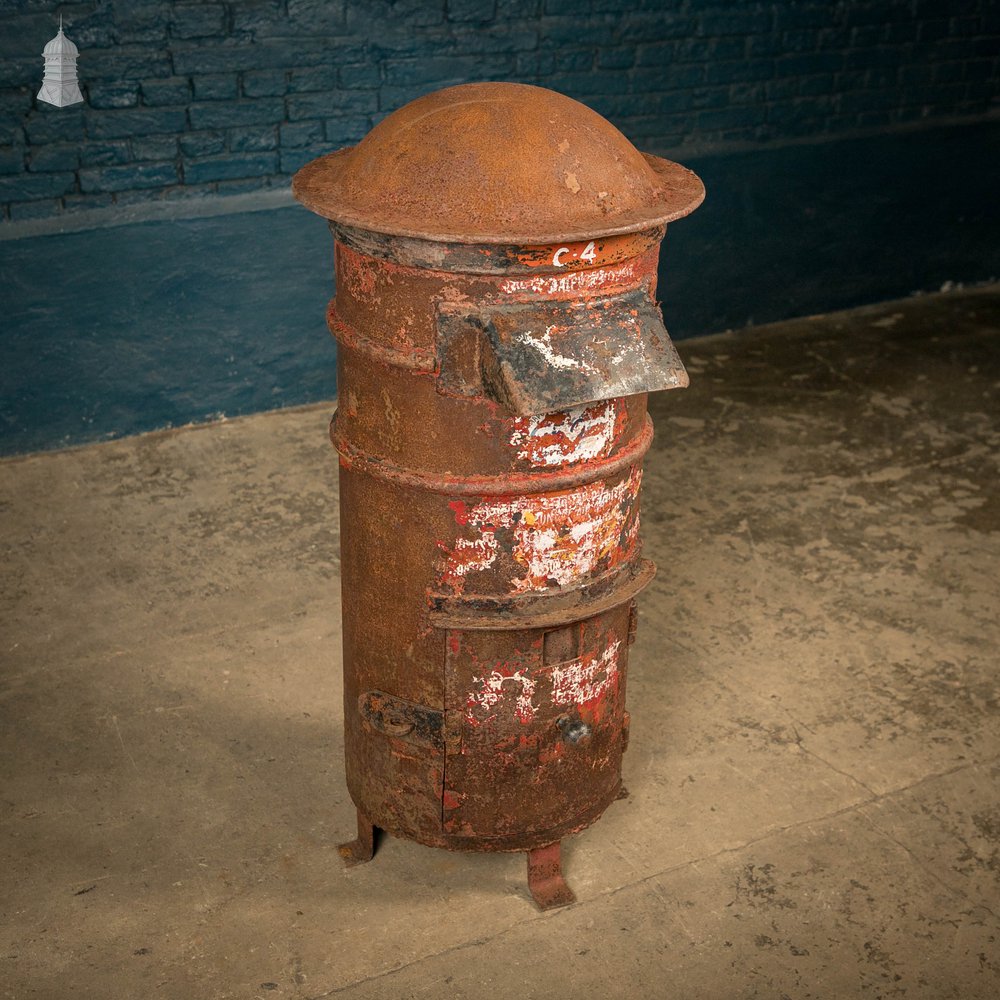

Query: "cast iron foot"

xmin=338 ymin=808 xmax=376 ymax=867
xmin=527 ymin=841 xmax=576 ymax=910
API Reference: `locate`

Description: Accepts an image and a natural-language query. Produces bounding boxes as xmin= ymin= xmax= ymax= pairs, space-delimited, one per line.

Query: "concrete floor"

xmin=1 ymin=287 xmax=998 ymax=999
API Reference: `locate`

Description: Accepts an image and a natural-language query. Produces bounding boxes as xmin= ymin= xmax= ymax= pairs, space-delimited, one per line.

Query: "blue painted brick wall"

xmin=0 ymin=0 xmax=998 ymax=222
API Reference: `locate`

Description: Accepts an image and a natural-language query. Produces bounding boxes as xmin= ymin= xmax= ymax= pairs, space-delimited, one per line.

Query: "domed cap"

xmin=293 ymin=82 xmax=704 ymax=244
xmin=43 ymin=24 xmax=78 ymax=56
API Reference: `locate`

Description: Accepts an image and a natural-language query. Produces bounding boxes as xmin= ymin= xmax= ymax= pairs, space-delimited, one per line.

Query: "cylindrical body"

xmin=333 ymin=228 xmax=673 ymax=850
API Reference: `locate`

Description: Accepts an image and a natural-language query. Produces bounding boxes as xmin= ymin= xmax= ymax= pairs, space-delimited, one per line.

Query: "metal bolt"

xmin=558 ymin=716 xmax=592 ymax=745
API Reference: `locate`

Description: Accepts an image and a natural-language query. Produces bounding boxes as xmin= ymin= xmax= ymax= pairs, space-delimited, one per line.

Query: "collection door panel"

xmin=442 ymin=606 xmax=630 ymax=841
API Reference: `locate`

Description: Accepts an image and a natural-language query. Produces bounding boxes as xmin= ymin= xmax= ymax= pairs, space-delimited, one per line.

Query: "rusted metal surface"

xmin=527 ymin=841 xmax=576 ymax=910
xmin=442 ymin=607 xmax=630 ymax=844
xmin=338 ymin=808 xmax=375 ymax=868
xmin=334 ymin=224 xmax=663 ymax=276
xmin=292 ymin=82 xmax=704 ymax=244
xmin=293 ymin=82 xmax=703 ymax=908
xmin=359 ymin=690 xmax=444 ymax=750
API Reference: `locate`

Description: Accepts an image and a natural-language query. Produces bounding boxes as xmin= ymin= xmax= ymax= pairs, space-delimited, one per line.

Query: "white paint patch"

xmin=499 ymin=259 xmax=641 ymax=297
xmin=516 ymin=325 xmax=599 ymax=376
xmin=466 ymin=669 xmax=537 ymax=725
xmin=444 ymin=532 xmax=497 ymax=579
xmin=509 ymin=401 xmax=618 ymax=467
xmin=551 ymin=640 xmax=621 ymax=706
xmin=443 ymin=468 xmax=642 ymax=592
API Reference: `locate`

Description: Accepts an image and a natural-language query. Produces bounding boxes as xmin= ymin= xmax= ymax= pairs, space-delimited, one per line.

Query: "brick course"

xmin=1 ymin=0 xmax=998 ymax=222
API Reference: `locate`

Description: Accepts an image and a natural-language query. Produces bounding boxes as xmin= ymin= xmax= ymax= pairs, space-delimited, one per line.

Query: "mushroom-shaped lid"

xmin=43 ymin=26 xmax=78 ymax=55
xmin=293 ymin=82 xmax=704 ymax=244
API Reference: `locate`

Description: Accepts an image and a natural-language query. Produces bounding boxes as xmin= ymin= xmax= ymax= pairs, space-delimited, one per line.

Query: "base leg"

xmin=527 ymin=841 xmax=576 ymax=911
xmin=338 ymin=808 xmax=376 ymax=868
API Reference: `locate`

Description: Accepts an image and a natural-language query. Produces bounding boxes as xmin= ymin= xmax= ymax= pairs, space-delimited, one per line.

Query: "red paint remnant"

xmin=340 ymin=242 xmax=378 ymax=296
xmin=442 ymin=790 xmax=462 ymax=811
xmin=448 ymin=499 xmax=470 ymax=525
xmin=511 ymin=232 xmax=656 ymax=271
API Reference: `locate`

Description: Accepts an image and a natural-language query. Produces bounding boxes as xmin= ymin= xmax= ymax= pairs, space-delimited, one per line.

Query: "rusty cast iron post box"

xmin=293 ymin=82 xmax=703 ymax=910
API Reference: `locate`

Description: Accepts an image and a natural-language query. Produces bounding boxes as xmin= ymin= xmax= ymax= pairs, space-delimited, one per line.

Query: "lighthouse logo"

xmin=37 ymin=16 xmax=84 ymax=108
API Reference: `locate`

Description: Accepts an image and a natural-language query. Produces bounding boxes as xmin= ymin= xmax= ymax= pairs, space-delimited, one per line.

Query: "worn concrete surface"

xmin=1 ymin=287 xmax=998 ymax=999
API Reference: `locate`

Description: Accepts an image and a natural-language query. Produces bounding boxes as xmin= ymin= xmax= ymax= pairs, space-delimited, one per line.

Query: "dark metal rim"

xmin=428 ymin=558 xmax=656 ymax=631
xmin=332 ymin=222 xmax=666 ymax=276
xmin=293 ymin=149 xmax=705 ymax=244
xmin=331 ymin=415 xmax=654 ymax=494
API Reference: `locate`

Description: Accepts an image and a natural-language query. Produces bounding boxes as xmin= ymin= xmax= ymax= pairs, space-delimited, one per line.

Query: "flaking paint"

xmin=499 ymin=258 xmax=643 ymax=298
xmin=516 ymin=326 xmax=600 ymax=376
xmin=551 ymin=640 xmax=621 ymax=707
xmin=465 ymin=667 xmax=538 ymax=727
xmin=443 ymin=467 xmax=642 ymax=593
xmin=510 ymin=400 xmax=621 ymax=467
xmin=438 ymin=532 xmax=499 ymax=590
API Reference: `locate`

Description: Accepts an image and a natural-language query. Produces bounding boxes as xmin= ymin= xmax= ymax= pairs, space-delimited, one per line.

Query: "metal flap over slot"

xmin=437 ymin=289 xmax=688 ymax=416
